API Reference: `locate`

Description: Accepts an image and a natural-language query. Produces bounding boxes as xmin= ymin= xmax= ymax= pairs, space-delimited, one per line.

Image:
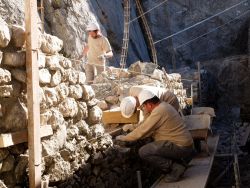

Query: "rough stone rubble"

xmin=0 ymin=18 xmax=191 ymax=187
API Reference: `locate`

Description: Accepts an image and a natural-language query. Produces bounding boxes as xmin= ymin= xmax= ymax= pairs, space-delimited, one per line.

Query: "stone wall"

xmin=0 ymin=18 xmax=114 ymax=187
xmin=0 ymin=18 xmax=189 ymax=187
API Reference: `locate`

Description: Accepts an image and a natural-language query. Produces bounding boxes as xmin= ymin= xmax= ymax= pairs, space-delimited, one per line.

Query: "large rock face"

xmin=143 ymin=0 xmax=250 ymax=68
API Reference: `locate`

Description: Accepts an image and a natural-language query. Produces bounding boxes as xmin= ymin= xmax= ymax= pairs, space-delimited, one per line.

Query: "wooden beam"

xmin=25 ymin=0 xmax=41 ymax=187
xmin=0 ymin=125 xmax=53 ymax=148
xmin=102 ymin=109 xmax=140 ymax=124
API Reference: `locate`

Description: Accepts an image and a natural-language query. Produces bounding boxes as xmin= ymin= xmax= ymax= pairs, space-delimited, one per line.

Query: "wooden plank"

xmin=0 ymin=125 xmax=53 ymax=148
xmin=151 ymin=135 xmax=219 ymax=188
xmin=102 ymin=109 xmax=140 ymax=124
xmin=25 ymin=0 xmax=41 ymax=187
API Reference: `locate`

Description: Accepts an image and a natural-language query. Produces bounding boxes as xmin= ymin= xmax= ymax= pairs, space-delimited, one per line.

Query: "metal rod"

xmin=233 ymin=123 xmax=241 ymax=188
xmin=212 ymin=161 xmax=233 ymax=187
xmin=137 ymin=170 xmax=142 ymax=188
xmin=197 ymin=61 xmax=202 ymax=105
xmin=234 ymin=153 xmax=241 ymax=188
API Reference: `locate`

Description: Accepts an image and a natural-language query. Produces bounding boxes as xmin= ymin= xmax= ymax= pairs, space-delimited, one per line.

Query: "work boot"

xmin=164 ymin=163 xmax=186 ymax=183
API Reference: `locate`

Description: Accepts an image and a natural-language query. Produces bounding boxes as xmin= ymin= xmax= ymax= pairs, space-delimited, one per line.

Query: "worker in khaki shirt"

xmin=82 ymin=22 xmax=113 ymax=84
xmin=116 ymin=89 xmax=194 ymax=183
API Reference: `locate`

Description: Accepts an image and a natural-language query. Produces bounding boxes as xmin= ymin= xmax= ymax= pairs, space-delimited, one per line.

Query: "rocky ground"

xmin=207 ymin=105 xmax=250 ymax=188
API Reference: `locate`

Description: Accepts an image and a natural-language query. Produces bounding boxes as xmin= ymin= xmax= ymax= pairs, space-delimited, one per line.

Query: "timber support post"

xmin=25 ymin=0 xmax=41 ymax=187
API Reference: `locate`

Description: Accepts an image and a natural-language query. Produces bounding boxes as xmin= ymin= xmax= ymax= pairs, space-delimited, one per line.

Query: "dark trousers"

xmin=139 ymin=140 xmax=194 ymax=173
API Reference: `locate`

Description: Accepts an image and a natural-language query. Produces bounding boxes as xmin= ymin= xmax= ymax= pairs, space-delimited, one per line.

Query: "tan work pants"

xmin=85 ymin=63 xmax=105 ymax=84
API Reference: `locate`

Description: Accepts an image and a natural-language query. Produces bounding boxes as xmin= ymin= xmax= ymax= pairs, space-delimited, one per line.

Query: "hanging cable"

xmin=153 ymin=0 xmax=249 ymax=45
xmin=129 ymin=0 xmax=169 ymax=23
xmin=174 ymin=9 xmax=250 ymax=49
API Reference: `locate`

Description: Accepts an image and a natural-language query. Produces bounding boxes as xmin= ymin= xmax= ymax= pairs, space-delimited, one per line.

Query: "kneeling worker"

xmin=116 ymin=89 xmax=194 ymax=182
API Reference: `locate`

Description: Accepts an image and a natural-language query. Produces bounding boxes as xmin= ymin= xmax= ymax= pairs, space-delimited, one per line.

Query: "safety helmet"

xmin=138 ymin=89 xmax=155 ymax=106
xmin=120 ymin=96 xmax=137 ymax=118
xmin=86 ymin=22 xmax=100 ymax=31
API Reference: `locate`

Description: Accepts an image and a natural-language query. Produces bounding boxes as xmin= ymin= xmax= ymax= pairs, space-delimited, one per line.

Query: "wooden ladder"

xmin=135 ymin=0 xmax=158 ymax=65
xmin=120 ymin=0 xmax=131 ymax=69
xmin=37 ymin=0 xmax=45 ymax=33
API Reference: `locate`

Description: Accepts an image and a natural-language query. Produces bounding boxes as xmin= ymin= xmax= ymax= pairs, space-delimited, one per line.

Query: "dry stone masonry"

xmin=0 ymin=18 xmax=113 ymax=187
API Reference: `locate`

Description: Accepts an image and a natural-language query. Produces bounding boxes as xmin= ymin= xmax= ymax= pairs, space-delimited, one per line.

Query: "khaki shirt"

xmin=129 ymin=85 xmax=180 ymax=111
xmin=122 ymin=102 xmax=193 ymax=147
xmin=87 ymin=35 xmax=112 ymax=65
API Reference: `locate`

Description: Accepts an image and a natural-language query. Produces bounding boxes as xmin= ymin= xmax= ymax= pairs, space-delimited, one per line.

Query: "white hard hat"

xmin=138 ymin=89 xmax=155 ymax=106
xmin=86 ymin=22 xmax=100 ymax=31
xmin=120 ymin=96 xmax=137 ymax=118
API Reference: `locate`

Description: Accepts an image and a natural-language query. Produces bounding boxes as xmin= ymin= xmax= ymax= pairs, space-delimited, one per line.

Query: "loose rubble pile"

xmin=0 ymin=17 xmax=193 ymax=187
xmin=92 ymin=62 xmax=189 ymax=112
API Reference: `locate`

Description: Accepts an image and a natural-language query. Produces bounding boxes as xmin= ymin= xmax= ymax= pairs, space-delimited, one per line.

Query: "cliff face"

xmin=0 ymin=0 xmax=249 ymax=68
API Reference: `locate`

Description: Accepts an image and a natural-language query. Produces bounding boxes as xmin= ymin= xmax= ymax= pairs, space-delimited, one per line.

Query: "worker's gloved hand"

xmin=122 ymin=124 xmax=135 ymax=132
xmin=115 ymin=135 xmax=126 ymax=141
xmin=97 ymin=54 xmax=106 ymax=61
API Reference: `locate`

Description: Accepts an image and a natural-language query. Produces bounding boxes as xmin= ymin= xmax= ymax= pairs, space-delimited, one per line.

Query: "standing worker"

xmin=82 ymin=22 xmax=113 ymax=84
xmin=120 ymin=85 xmax=181 ymax=119
xmin=116 ymin=89 xmax=194 ymax=182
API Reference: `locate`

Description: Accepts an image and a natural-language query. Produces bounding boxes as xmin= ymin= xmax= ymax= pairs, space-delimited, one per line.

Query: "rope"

xmin=129 ymin=0 xmax=169 ymax=23
xmin=174 ymin=9 xmax=250 ymax=49
xmin=153 ymin=0 xmax=249 ymax=44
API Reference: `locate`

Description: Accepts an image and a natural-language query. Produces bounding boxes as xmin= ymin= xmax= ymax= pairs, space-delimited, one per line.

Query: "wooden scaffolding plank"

xmin=0 ymin=125 xmax=53 ymax=148
xmin=151 ymin=135 xmax=219 ymax=188
xmin=25 ymin=0 xmax=41 ymax=187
